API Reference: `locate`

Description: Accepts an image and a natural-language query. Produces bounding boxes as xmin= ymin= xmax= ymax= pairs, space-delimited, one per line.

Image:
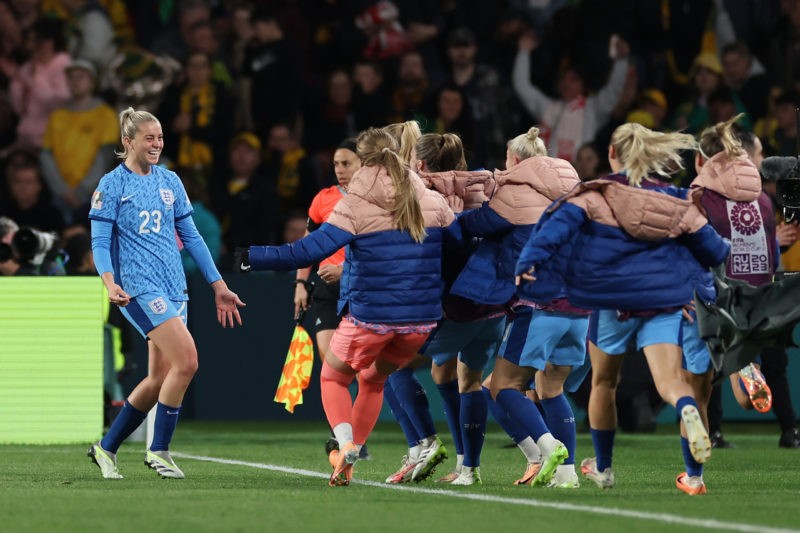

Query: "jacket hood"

xmin=691 ymin=152 xmax=761 ymax=202
xmin=348 ymin=164 xmax=430 ymax=210
xmin=493 ymin=156 xmax=579 ymax=201
xmin=419 ymin=169 xmax=495 ymax=211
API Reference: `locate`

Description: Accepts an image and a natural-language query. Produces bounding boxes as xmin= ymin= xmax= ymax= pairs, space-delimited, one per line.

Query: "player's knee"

xmin=321 ymin=360 xmax=354 ymax=386
xmin=359 ymin=365 xmax=388 ymax=387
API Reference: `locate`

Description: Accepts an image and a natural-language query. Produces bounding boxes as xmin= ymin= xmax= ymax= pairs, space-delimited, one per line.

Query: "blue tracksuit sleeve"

xmin=175 ymin=214 xmax=222 ymax=284
xmin=457 ymin=204 xmax=514 ymax=238
xmin=248 ymin=223 xmax=353 ymax=271
xmin=516 ymin=203 xmax=585 ymax=275
xmin=680 ymin=224 xmax=731 ymax=268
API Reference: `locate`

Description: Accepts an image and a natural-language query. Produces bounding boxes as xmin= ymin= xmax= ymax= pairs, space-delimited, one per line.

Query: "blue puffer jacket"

xmin=516 ymin=180 xmax=731 ymax=310
xmin=248 ymin=165 xmax=454 ymax=323
xmin=447 ymin=156 xmax=581 ymax=305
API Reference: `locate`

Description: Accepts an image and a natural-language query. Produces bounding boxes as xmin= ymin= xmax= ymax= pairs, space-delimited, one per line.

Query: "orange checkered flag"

xmin=274 ymin=309 xmax=315 ymax=413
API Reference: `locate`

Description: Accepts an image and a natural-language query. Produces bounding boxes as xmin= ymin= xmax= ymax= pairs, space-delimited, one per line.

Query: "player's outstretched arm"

xmin=211 ymin=279 xmax=245 ymax=328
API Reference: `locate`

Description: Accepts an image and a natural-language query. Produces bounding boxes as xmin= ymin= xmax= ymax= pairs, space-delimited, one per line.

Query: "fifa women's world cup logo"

xmin=730 ymin=202 xmax=762 ymax=235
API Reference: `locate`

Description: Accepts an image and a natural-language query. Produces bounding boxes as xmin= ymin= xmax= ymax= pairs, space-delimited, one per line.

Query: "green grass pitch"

xmin=1 ymin=421 xmax=798 ymax=533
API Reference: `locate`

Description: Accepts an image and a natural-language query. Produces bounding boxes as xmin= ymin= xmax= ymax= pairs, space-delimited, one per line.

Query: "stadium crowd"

xmin=0 ymin=0 xmax=799 ymax=489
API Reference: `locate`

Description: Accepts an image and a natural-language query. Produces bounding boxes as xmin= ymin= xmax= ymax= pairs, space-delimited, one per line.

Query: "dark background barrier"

xmin=121 ymin=272 xmax=800 ymax=426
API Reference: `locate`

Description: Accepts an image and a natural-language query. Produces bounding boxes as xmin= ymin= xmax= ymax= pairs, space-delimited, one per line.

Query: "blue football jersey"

xmin=89 ymin=164 xmax=193 ymax=300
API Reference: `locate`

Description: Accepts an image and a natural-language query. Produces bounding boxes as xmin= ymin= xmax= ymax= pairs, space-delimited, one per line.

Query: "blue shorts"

xmin=589 ymin=309 xmax=683 ymax=355
xmin=120 ymin=293 xmax=188 ymax=338
xmin=681 ymin=313 xmax=712 ymax=375
xmin=499 ymin=307 xmax=589 ymax=370
xmin=421 ymin=316 xmax=506 ymax=371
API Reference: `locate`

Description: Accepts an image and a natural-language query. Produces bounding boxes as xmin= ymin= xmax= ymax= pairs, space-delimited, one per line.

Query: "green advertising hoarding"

xmin=0 ymin=277 xmax=104 ymax=444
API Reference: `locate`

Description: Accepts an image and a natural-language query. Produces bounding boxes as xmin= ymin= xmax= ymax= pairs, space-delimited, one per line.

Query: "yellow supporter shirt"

xmin=42 ymin=102 xmax=119 ymax=189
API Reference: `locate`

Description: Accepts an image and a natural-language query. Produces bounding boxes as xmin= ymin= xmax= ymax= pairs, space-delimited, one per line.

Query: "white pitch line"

xmin=172 ymin=452 xmax=798 ymax=533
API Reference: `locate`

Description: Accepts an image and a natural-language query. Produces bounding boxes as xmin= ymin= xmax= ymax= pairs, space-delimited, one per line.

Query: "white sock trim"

xmin=332 ymin=423 xmax=353 ymax=446
xmin=517 ymin=436 xmax=542 ymax=463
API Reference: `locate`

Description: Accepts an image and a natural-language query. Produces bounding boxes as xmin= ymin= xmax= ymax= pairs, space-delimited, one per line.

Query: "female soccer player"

xmin=451 ymin=127 xmax=583 ymax=487
xmin=679 ymin=116 xmax=776 ymax=493
xmin=515 ymin=123 xmax=729 ymax=494
xmin=238 ymin=127 xmax=454 ymax=486
xmin=384 ymin=132 xmax=498 ymax=485
xmin=87 ymin=108 xmax=245 ymax=479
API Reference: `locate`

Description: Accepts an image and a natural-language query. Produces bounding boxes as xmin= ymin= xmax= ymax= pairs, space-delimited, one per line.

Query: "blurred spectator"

xmin=158 ymin=50 xmax=234 ymax=180
xmin=41 ymin=0 xmax=135 ymax=50
xmin=179 ymin=169 xmax=221 ymax=275
xmin=5 ymin=17 xmax=71 ymax=150
xmin=0 ymin=154 xmax=65 ymax=233
xmin=240 ymin=7 xmax=301 ymax=138
xmin=40 ymin=58 xmax=117 ymax=225
xmin=0 ymin=214 xmax=20 ymax=275
xmin=766 ymin=0 xmax=800 ymax=91
xmin=9 ymin=0 xmax=40 ymax=32
xmin=707 ymin=86 xmax=743 ymax=126
xmin=670 ymin=51 xmax=749 ymax=134
xmin=186 ymin=19 xmax=232 ymax=88
xmin=0 ymin=0 xmax=24 ymax=66
xmin=281 ymin=209 xmax=308 ymax=245
xmin=263 ymin=123 xmax=318 ymax=227
xmin=63 ymin=227 xmax=93 ymax=275
xmin=573 ymin=142 xmax=609 ymax=181
xmin=303 ymin=68 xmax=357 ymax=156
xmin=217 ymin=132 xmax=278 ymax=261
xmin=222 ymin=1 xmax=253 ymax=79
xmin=445 ymin=26 xmax=514 ymax=170
xmin=512 ymin=31 xmax=630 ymax=162
xmin=625 ymin=88 xmax=669 ymax=131
xmin=423 ymin=82 xmax=478 ymax=167
xmin=149 ymin=0 xmax=209 ymax=62
xmin=400 ymin=0 xmax=445 ymax=84
xmin=0 ymin=94 xmax=16 ymax=152
xmin=762 ymin=88 xmax=800 ymax=157
xmin=389 ymin=50 xmax=431 ymax=123
xmin=354 ymin=0 xmax=412 ymax=60
xmin=56 ymin=0 xmax=117 ymax=87
xmin=721 ymin=40 xmax=771 ymax=123
xmin=352 ymin=58 xmax=391 ymax=131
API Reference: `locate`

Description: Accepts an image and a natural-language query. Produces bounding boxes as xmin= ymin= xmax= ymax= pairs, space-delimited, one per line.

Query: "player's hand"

xmin=294 ymin=282 xmax=308 ymax=318
xmin=516 ymin=267 xmax=536 ymax=285
xmin=318 ymin=264 xmax=343 ymax=284
xmin=233 ymin=247 xmax=251 ymax=272
xmin=106 ymin=283 xmax=130 ymax=307
xmin=682 ymin=300 xmax=696 ymax=323
xmin=213 ymin=280 xmax=245 ymax=327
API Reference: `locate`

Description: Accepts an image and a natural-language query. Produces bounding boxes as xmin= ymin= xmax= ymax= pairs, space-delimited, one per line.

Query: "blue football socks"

xmin=460 ymin=390 xmax=488 ymax=468
xmin=437 ymin=380 xmax=463 ymax=455
xmin=149 ymin=401 xmax=181 ymax=452
xmin=101 ymin=399 xmax=147 ymax=453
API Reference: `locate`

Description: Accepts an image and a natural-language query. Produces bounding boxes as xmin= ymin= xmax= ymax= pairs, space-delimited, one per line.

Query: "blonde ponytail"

xmin=698 ymin=113 xmax=746 ymax=160
xmin=610 ymin=123 xmax=697 ymax=187
xmin=507 ymin=126 xmax=547 ymax=161
xmin=358 ymin=128 xmax=427 ymax=243
xmin=382 ymin=120 xmax=422 ymax=164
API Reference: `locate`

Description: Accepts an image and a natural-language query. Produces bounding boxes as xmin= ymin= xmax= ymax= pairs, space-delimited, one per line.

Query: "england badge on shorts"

xmin=159 ymin=189 xmax=175 ymax=207
xmin=149 ymin=297 xmax=168 ymax=314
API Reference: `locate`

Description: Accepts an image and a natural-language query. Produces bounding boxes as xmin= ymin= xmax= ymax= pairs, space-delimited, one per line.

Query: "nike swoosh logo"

xmin=166 ymin=410 xmax=180 ymax=415
xmin=121 ymin=195 xmax=134 ymax=202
